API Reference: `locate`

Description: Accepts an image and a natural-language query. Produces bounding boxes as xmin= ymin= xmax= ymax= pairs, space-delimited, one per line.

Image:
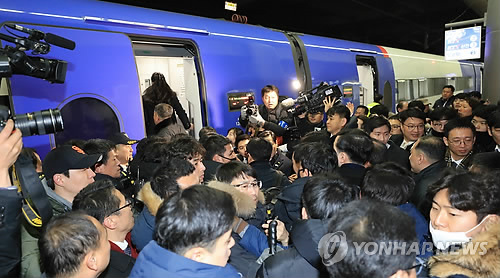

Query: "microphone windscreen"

xmin=45 ymin=33 xmax=76 ymax=50
xmin=281 ymin=98 xmax=296 ymax=108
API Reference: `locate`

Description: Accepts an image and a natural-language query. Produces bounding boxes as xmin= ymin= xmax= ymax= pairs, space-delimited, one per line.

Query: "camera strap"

xmin=12 ymin=152 xmax=53 ymax=227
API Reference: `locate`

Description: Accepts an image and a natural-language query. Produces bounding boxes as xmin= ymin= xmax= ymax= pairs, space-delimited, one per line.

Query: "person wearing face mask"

xmin=426 ymin=171 xmax=500 ymax=278
xmin=471 ymin=105 xmax=497 ymax=153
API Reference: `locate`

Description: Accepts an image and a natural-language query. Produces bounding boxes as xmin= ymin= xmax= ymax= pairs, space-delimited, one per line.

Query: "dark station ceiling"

xmin=103 ymin=0 xmax=486 ymax=56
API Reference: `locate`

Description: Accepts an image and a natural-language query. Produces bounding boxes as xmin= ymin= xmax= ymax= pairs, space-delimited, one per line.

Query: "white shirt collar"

xmin=496 ymin=145 xmax=500 ymax=152
xmin=400 ymin=139 xmax=415 ymax=150
xmin=111 ymin=240 xmax=128 ymax=251
xmin=451 ymin=156 xmax=464 ymax=167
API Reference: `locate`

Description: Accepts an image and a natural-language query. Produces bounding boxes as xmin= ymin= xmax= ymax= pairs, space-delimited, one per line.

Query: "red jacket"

xmin=109 ymin=232 xmax=139 ymax=259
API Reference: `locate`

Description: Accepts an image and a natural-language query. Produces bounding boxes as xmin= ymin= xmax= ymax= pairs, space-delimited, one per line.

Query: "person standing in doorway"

xmin=142 ymin=72 xmax=192 ymax=136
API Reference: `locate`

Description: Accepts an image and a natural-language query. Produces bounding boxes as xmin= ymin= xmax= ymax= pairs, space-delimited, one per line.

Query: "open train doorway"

xmin=132 ymin=40 xmax=205 ymax=138
xmin=356 ymin=56 xmax=379 ymax=106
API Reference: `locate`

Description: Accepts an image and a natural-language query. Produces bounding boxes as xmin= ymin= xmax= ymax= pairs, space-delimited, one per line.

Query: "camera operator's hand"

xmin=249 ymin=113 xmax=265 ymax=127
xmin=240 ymin=105 xmax=249 ymax=120
xmin=0 ymin=119 xmax=23 ymax=187
xmin=323 ymin=96 xmax=336 ymax=113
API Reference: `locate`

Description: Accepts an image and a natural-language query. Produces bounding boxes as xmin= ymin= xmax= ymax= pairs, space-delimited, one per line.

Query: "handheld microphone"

xmin=268 ymin=219 xmax=278 ymax=255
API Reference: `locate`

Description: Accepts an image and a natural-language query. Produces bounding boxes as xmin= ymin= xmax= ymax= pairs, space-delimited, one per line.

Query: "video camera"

xmin=287 ymin=82 xmax=342 ymax=116
xmin=0 ymin=23 xmax=75 ymax=83
xmin=0 ymin=23 xmax=71 ymax=136
xmin=0 ymin=23 xmax=74 ymax=227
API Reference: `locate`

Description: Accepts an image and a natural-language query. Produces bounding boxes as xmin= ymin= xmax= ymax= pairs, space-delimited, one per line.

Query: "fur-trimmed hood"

xmin=428 ymin=222 xmax=500 ymax=278
xmin=207 ymin=180 xmax=265 ymax=219
xmin=137 ymin=182 xmax=163 ymax=216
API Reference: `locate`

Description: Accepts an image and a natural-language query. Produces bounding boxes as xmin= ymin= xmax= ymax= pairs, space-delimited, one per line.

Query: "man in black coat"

xmin=274 ymin=142 xmax=337 ymax=232
xmin=258 ymin=174 xmax=358 ymax=278
xmin=364 ymin=116 xmax=410 ymax=169
xmin=390 ymin=108 xmax=426 ymax=152
xmin=202 ymin=134 xmax=237 ymax=183
xmin=409 ymin=135 xmax=447 ymax=218
xmin=246 ymin=138 xmax=289 ymax=191
xmin=239 ymin=85 xmax=293 ymax=137
xmin=432 ymin=85 xmax=456 ymax=109
xmin=257 ymin=130 xmax=293 ymax=176
xmin=333 ymin=129 xmax=372 ymax=187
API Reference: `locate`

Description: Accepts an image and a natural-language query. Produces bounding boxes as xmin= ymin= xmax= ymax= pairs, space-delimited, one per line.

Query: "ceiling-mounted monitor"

xmin=445 ymin=26 xmax=481 ymax=60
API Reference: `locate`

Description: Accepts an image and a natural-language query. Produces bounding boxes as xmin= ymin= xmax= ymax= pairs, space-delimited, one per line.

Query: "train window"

xmin=396 ymin=76 xmax=472 ymax=102
xmin=54 ymin=97 xmax=120 ymax=145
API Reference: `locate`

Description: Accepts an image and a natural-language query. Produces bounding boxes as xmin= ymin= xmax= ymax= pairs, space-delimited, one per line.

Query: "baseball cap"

xmin=43 ymin=145 xmax=102 ymax=179
xmin=108 ymin=132 xmax=138 ymax=145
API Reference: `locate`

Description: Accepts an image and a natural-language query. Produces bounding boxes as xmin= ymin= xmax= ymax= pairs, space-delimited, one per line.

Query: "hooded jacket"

xmin=129 ymin=241 xmax=242 ymax=278
xmin=258 ymin=219 xmax=329 ymax=278
xmin=131 ymin=182 xmax=162 ymax=251
xmin=428 ymin=222 xmax=500 ymax=278
xmin=207 ymin=181 xmax=267 ymax=277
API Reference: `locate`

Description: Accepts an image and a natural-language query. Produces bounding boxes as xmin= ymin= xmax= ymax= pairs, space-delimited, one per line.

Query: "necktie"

xmin=124 ymin=245 xmax=132 ymax=256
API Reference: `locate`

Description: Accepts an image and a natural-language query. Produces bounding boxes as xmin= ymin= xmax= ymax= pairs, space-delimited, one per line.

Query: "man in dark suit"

xmin=390 ymin=108 xmax=426 ymax=152
xmin=364 ymin=116 xmax=410 ymax=169
xmin=333 ymin=129 xmax=372 ymax=187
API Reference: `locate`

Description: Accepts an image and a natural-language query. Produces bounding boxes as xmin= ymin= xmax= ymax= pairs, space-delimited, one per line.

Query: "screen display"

xmin=227 ymin=92 xmax=255 ymax=111
xmin=445 ymin=26 xmax=481 ymax=60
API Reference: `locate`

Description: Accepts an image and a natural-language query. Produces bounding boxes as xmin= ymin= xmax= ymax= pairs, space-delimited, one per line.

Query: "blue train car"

xmin=0 ymin=0 xmax=477 ymax=157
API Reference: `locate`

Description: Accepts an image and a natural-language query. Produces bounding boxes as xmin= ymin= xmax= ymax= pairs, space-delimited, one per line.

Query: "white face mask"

xmin=429 ymin=215 xmax=491 ymax=250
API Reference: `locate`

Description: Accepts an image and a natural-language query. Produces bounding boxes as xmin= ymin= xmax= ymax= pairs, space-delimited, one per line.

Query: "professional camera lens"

xmin=14 ymin=109 xmax=64 ymax=137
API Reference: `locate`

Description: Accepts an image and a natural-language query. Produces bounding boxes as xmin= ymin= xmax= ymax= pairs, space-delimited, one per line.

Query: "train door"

xmin=132 ymin=40 xmax=204 ymax=138
xmin=356 ymin=56 xmax=378 ymax=106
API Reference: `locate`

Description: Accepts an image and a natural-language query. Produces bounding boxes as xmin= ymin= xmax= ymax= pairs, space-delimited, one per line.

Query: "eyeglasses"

xmin=391 ymin=124 xmax=401 ymax=129
xmin=449 ymin=138 xmax=474 ymax=146
xmin=108 ymin=198 xmax=137 ymax=216
xmin=233 ymin=180 xmax=262 ymax=190
xmin=403 ymin=124 xmax=425 ymax=131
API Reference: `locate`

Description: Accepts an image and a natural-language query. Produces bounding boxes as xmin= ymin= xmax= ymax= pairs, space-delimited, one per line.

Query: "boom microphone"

xmin=45 ymin=33 xmax=75 ymax=50
xmin=6 ymin=23 xmax=75 ymax=50
xmin=6 ymin=23 xmax=45 ymax=40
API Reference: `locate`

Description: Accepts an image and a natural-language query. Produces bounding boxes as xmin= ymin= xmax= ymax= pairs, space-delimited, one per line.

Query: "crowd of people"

xmin=1 ymin=83 xmax=500 ymax=278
